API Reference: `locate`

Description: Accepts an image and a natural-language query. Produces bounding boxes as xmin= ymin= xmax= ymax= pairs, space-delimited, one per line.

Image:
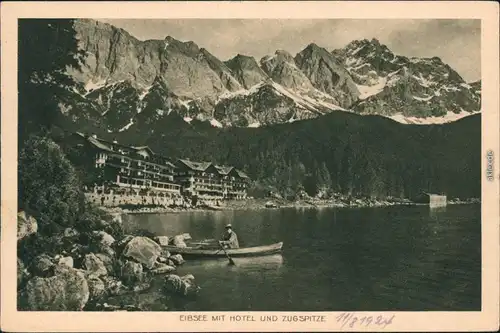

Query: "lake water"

xmin=120 ymin=204 xmax=481 ymax=311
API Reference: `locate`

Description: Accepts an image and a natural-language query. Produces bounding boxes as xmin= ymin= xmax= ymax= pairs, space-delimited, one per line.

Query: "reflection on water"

xmin=122 ymin=204 xmax=481 ymax=311
xmin=429 ymin=206 xmax=447 ymax=218
xmin=180 ymin=254 xmax=284 ymax=271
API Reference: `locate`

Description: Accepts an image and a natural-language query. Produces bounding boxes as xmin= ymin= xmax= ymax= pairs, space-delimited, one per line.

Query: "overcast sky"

xmin=101 ymin=19 xmax=481 ymax=82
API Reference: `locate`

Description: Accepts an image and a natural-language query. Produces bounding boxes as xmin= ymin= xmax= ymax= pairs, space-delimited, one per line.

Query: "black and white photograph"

xmin=2 ymin=1 xmax=499 ymax=332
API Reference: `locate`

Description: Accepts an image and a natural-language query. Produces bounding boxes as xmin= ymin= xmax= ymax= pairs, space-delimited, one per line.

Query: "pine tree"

xmin=18 ymin=19 xmax=84 ymax=143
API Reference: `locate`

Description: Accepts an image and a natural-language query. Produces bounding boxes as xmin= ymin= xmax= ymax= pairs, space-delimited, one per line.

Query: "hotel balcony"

xmin=116 ymin=176 xmax=180 ymax=194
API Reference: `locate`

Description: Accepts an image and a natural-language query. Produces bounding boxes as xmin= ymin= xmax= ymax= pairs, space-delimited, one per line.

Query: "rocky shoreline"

xmin=17 ymin=210 xmax=199 ymax=311
xmin=102 ymin=197 xmax=481 ymax=215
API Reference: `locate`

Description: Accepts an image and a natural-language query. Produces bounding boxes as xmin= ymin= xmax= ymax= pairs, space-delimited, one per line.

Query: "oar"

xmin=218 ymin=241 xmax=236 ymax=266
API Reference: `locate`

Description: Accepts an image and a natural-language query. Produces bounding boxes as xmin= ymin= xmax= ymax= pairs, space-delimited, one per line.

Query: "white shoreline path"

xmin=103 ymin=198 xmax=480 ymax=215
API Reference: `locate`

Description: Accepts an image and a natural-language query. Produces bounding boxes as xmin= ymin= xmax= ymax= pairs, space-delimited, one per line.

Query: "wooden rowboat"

xmin=162 ymin=242 xmax=284 ymax=258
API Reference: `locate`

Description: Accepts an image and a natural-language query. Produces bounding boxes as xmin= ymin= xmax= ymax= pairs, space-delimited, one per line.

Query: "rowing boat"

xmin=162 ymin=242 xmax=284 ymax=258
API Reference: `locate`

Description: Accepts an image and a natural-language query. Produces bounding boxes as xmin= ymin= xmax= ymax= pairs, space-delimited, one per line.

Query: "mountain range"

xmin=54 ymin=19 xmax=481 ymax=133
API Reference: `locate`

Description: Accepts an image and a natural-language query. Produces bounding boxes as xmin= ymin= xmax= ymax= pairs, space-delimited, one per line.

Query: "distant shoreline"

xmin=102 ymin=197 xmax=480 ymax=215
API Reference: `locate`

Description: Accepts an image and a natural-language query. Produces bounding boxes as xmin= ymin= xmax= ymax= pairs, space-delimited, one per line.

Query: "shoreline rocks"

xmin=122 ymin=236 xmax=162 ymax=269
xmin=164 ymin=274 xmax=200 ymax=297
xmin=19 ymin=264 xmax=90 ymax=311
xmin=84 ymin=253 xmax=108 ymax=277
xmin=120 ymin=260 xmax=143 ymax=286
xmin=103 ymin=196 xmax=482 ymax=215
xmin=16 ymin=209 xmax=200 ymax=312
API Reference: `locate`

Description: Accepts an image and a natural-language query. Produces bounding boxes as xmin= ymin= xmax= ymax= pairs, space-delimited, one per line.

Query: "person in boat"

xmin=219 ymin=224 xmax=239 ymax=249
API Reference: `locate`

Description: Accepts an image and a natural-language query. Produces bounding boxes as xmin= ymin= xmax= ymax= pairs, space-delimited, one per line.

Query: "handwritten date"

xmin=336 ymin=312 xmax=395 ymax=329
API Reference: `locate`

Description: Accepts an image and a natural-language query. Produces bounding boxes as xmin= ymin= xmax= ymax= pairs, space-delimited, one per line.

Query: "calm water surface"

xmin=120 ymin=204 xmax=481 ymax=311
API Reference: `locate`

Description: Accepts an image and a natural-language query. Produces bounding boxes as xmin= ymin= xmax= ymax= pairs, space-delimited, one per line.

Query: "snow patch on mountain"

xmin=179 ymin=100 xmax=191 ymax=110
xmin=412 ymin=95 xmax=433 ymax=102
xmin=412 ymin=73 xmax=437 ymax=88
xmin=391 ymin=110 xmax=479 ymax=125
xmin=139 ymin=85 xmax=152 ymax=100
xmin=356 ymin=78 xmax=387 ymax=100
xmin=84 ymin=79 xmax=107 ymax=92
xmin=217 ymin=82 xmax=265 ymax=102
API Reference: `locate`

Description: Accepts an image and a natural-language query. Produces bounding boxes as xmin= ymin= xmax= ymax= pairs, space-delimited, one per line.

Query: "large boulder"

xmin=122 ymin=237 xmax=162 ymax=269
xmin=17 ymin=211 xmax=38 ymax=240
xmin=164 ymin=274 xmax=199 ymax=297
xmin=120 ymin=260 xmax=143 ymax=286
xmin=84 ymin=253 xmax=107 ymax=277
xmin=164 ymin=274 xmax=184 ymax=294
xmin=19 ymin=265 xmax=89 ymax=311
xmin=95 ymin=253 xmax=114 ymax=274
xmin=31 ymin=254 xmax=55 ymax=277
xmin=87 ymin=276 xmax=106 ymax=303
xmin=181 ymin=274 xmax=200 ymax=297
xmin=154 ymin=236 xmax=169 ymax=246
xmin=169 ymin=254 xmax=185 ymax=266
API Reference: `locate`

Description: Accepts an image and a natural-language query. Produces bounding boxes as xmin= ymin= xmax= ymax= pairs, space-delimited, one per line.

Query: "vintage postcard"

xmin=1 ymin=1 xmax=499 ymax=332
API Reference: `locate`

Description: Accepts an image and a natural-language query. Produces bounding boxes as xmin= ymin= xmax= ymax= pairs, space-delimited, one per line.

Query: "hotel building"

xmin=175 ymin=159 xmax=249 ymax=201
xmin=70 ymin=133 xmax=250 ymax=206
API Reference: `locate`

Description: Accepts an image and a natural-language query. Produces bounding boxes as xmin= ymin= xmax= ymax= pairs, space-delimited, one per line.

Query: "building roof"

xmin=422 ymin=192 xmax=446 ymax=197
xmin=178 ymin=159 xmax=249 ymax=179
xmin=87 ymin=136 xmax=115 ymax=153
xmin=234 ymin=169 xmax=250 ymax=179
xmin=178 ymin=159 xmax=212 ymax=172
xmin=215 ymin=165 xmax=234 ymax=175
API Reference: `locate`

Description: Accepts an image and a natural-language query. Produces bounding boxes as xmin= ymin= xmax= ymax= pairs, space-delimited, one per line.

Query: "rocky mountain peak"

xmin=224 ymin=54 xmax=268 ymax=89
xmin=336 ymin=39 xmax=481 ymax=121
xmin=226 ymin=54 xmax=260 ymax=68
xmin=163 ymin=36 xmax=201 ymax=57
xmin=260 ymin=50 xmax=313 ymax=91
xmin=295 ymin=43 xmax=360 ymax=108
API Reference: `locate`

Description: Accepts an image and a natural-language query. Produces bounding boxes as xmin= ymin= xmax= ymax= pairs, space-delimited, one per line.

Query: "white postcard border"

xmin=1 ymin=1 xmax=499 ymax=332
